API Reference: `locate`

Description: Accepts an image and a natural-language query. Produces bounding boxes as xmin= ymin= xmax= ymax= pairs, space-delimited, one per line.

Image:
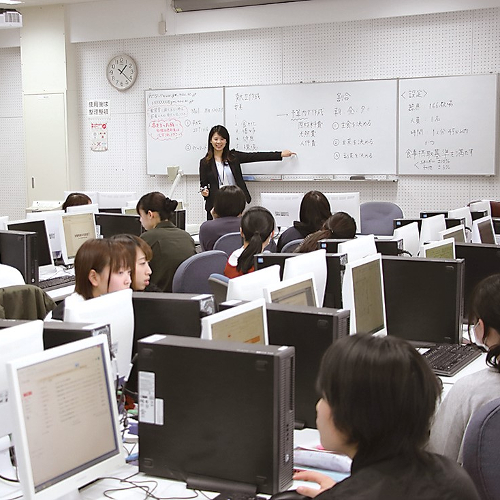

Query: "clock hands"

xmin=118 ymin=64 xmax=127 ymax=75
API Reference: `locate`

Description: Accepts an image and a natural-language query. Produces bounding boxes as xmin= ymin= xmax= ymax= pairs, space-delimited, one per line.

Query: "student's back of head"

xmin=297 ymin=190 xmax=332 ymax=232
xmin=62 ymin=192 xmax=92 ymax=211
xmin=213 ymin=185 xmax=246 ymax=218
xmin=136 ymin=192 xmax=178 ymax=222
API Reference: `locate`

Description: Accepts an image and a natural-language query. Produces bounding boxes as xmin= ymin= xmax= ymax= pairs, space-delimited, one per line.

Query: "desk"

xmin=46 ymin=284 xmax=74 ymax=302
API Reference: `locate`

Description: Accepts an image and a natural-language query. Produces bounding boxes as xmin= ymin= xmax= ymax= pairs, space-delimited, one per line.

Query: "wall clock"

xmin=106 ymin=54 xmax=138 ymax=90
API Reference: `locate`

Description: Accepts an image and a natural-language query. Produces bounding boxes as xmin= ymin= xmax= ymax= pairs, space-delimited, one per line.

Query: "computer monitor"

xmin=421 ymin=238 xmax=456 ymax=259
xmin=0 ymin=321 xmax=44 ymax=442
xmin=448 ymin=206 xmax=473 ymax=234
xmin=439 ymin=224 xmax=466 ymax=243
xmin=393 ymin=222 xmax=420 ymax=257
xmin=393 ymin=218 xmax=423 ymax=232
xmin=97 ymin=192 xmax=137 ymax=210
xmin=342 ymin=253 xmax=387 ymax=336
xmin=471 ymin=215 xmax=496 ymax=244
xmin=42 ymin=321 xmax=111 ymax=351
xmin=469 ymin=200 xmax=491 ymax=216
xmin=263 ymin=273 xmax=318 ymax=307
xmin=282 ymin=249 xmax=327 ymax=306
xmin=7 ymin=335 xmax=124 ymax=500
xmin=64 ymin=288 xmax=134 ymax=379
xmin=324 ymin=192 xmax=361 ymax=230
xmin=58 ymin=212 xmax=97 ymax=266
xmin=226 ymin=265 xmax=281 ymax=302
xmin=6 ymin=219 xmax=54 ymax=271
xmin=26 ymin=210 xmax=65 ymax=262
xmin=420 ymin=211 xmax=448 ymax=219
xmin=319 ymin=238 xmax=403 ymax=256
xmin=94 ymin=213 xmax=142 ymax=238
xmin=260 ymin=193 xmax=302 ymax=228
xmin=419 ymin=214 xmax=446 ymax=246
xmin=0 ymin=216 xmax=8 ymax=231
xmin=121 ymin=207 xmax=137 ymax=215
xmin=66 ymin=203 xmax=99 ymax=215
xmin=382 ymin=255 xmax=464 ymax=345
xmin=137 ymin=334 xmax=294 ymax=494
xmin=337 ymin=234 xmax=377 ymax=263
xmin=201 ymin=298 xmax=269 ymax=345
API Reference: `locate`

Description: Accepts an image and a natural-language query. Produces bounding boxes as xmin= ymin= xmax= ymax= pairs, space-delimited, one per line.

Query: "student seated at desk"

xmin=428 ymin=274 xmax=500 ymax=464
xmin=224 ymin=206 xmax=275 ymax=278
xmin=62 ymin=192 xmax=92 ymax=211
xmin=294 ymin=334 xmax=479 ymax=500
xmin=295 ymin=212 xmax=357 ymax=253
xmin=49 ymin=238 xmax=133 ymax=320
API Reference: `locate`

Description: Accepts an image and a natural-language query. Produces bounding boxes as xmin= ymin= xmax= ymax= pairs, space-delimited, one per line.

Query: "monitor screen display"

xmin=474 ymin=216 xmax=496 ymax=244
xmin=59 ymin=212 xmax=97 ymax=265
xmin=7 ymin=219 xmax=53 ymax=268
xmin=422 ymin=238 xmax=455 ymax=259
xmin=263 ymin=273 xmax=317 ymax=307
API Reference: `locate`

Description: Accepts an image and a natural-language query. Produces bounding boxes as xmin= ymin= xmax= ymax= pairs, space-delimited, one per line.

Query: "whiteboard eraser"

xmin=350 ymin=175 xmax=366 ymax=180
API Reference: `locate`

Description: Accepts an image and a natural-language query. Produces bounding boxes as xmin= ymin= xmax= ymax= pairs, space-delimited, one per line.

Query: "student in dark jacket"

xmin=199 ymin=124 xmax=294 ymax=220
xmin=294 ymin=334 xmax=480 ymax=500
xmin=137 ymin=192 xmax=196 ymax=292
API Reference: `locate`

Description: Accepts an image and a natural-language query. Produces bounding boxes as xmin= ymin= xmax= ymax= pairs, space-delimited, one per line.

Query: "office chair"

xmin=172 ymin=250 xmax=228 ymax=294
xmin=463 ymin=397 xmax=500 ymax=500
xmin=208 ymin=273 xmax=230 ymax=309
xmin=281 ymin=238 xmax=303 ymax=253
xmin=360 ymin=201 xmax=403 ymax=236
xmin=213 ymin=232 xmax=243 ymax=256
xmin=0 ymin=284 xmax=56 ymax=320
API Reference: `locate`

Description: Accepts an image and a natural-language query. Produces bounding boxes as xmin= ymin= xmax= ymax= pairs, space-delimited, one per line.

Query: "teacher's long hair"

xmin=205 ymin=125 xmax=234 ymax=163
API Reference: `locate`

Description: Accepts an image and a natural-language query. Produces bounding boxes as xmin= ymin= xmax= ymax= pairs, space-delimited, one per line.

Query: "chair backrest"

xmin=208 ymin=273 xmax=230 ymax=309
xmin=172 ymin=250 xmax=228 ymax=294
xmin=360 ymin=201 xmax=403 ymax=236
xmin=213 ymin=232 xmax=243 ymax=256
xmin=281 ymin=238 xmax=304 ymax=253
xmin=0 ymin=284 xmax=56 ymax=320
xmin=463 ymin=396 xmax=500 ymax=500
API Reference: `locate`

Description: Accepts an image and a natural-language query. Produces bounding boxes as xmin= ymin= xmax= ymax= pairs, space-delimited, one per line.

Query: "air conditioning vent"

xmin=172 ymin=0 xmax=308 ymax=13
xmin=0 ymin=9 xmax=22 ymax=29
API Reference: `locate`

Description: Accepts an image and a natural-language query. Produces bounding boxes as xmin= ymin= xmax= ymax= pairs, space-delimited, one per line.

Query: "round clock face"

xmin=107 ymin=54 xmax=137 ymax=90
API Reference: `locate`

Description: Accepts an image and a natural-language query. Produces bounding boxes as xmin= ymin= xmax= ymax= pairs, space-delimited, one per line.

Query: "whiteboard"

xmin=224 ymin=80 xmax=397 ymax=176
xmin=398 ymin=74 xmax=498 ymax=175
xmin=145 ymin=88 xmax=224 ymax=175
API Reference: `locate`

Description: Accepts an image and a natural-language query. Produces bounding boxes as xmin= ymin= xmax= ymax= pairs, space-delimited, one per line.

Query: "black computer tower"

xmin=42 ymin=321 xmax=111 ymax=350
xmin=170 ymin=209 xmax=186 ymax=230
xmin=0 ymin=230 xmax=39 ymax=285
xmin=266 ymin=303 xmax=349 ymax=429
xmin=382 ymin=256 xmax=464 ymax=345
xmin=138 ymin=335 xmax=294 ymax=494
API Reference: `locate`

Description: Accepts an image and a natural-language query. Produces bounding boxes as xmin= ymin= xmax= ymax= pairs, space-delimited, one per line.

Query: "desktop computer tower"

xmin=0 ymin=230 xmax=39 ymax=286
xmin=170 ymin=209 xmax=186 ymax=230
xmin=266 ymin=303 xmax=350 ymax=429
xmin=254 ymin=253 xmax=346 ymax=309
xmin=42 ymin=321 xmax=111 ymax=350
xmin=382 ymin=256 xmax=464 ymax=345
xmin=138 ymin=335 xmax=294 ymax=494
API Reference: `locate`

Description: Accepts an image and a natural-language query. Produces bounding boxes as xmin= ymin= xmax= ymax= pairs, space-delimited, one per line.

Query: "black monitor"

xmin=94 ymin=213 xmax=142 ymax=238
xmin=393 ymin=218 xmax=422 ymax=231
xmin=6 ymin=220 xmax=52 ymax=267
xmin=492 ymin=218 xmax=500 ymax=235
xmin=382 ymin=255 xmax=464 ymax=345
xmin=420 ymin=211 xmax=448 ymax=218
xmin=445 ymin=217 xmax=466 ymax=229
xmin=0 ymin=230 xmax=38 ymax=285
xmin=266 ymin=302 xmax=349 ymax=429
xmin=455 ymin=242 xmax=500 ymax=318
xmin=471 ymin=210 xmax=488 ymax=221
xmin=138 ymin=334 xmax=294 ymax=495
xmin=254 ymin=253 xmax=347 ymax=309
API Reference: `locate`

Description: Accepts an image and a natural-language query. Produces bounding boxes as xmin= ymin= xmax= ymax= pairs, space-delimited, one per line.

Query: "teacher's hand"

xmin=281 ymin=150 xmax=296 ymax=158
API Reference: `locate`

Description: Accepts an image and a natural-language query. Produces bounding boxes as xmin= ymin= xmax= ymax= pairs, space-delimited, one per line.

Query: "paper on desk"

xmin=294 ymin=447 xmax=351 ymax=473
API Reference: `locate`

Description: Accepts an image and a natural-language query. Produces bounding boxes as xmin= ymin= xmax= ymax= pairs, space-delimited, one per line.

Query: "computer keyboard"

xmin=422 ymin=344 xmax=483 ymax=377
xmin=38 ymin=274 xmax=75 ymax=291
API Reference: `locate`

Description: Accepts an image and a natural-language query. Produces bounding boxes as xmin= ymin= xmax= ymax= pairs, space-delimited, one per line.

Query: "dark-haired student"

xmin=199 ymin=185 xmax=246 ymax=251
xmin=224 ymin=206 xmax=275 ymax=278
xmin=295 ymin=212 xmax=356 ymax=253
xmin=294 ymin=334 xmax=480 ymax=500
xmin=428 ymin=273 xmax=500 ymax=464
xmin=62 ymin=192 xmax=92 ymax=211
xmin=277 ymin=190 xmax=331 ymax=252
xmin=137 ymin=192 xmax=196 ymax=292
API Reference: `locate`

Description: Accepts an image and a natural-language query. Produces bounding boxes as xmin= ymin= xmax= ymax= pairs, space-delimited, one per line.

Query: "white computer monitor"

xmin=0 ymin=321 xmax=44 ymax=442
xmin=421 ymin=238 xmax=456 ymax=259
xmin=64 ymin=288 xmax=134 ymax=379
xmin=7 ymin=335 xmax=124 ymax=500
xmin=58 ymin=212 xmax=97 ymax=266
xmin=337 ymin=235 xmax=377 ymax=263
xmin=263 ymin=272 xmax=318 ymax=307
xmin=260 ymin=193 xmax=302 ymax=228
xmin=226 ymin=265 xmax=281 ymax=302
xmin=419 ymin=213 xmax=446 ymax=247
xmin=469 ymin=200 xmax=491 ymax=217
xmin=66 ymin=203 xmax=99 ymax=215
xmin=448 ymin=206 xmax=473 ymax=234
xmin=201 ymin=298 xmax=269 ymax=345
xmin=282 ymin=249 xmax=327 ymax=307
xmin=439 ymin=224 xmax=466 ymax=243
xmin=324 ymin=192 xmax=361 ymax=230
xmin=342 ymin=253 xmax=387 ymax=337
xmin=121 ymin=207 xmax=137 ymax=215
xmin=393 ymin=222 xmax=420 ymax=257
xmin=97 ymin=192 xmax=137 ymax=210
xmin=471 ymin=215 xmax=496 ymax=244
xmin=0 ymin=216 xmax=8 ymax=231
xmin=26 ymin=210 xmax=65 ymax=262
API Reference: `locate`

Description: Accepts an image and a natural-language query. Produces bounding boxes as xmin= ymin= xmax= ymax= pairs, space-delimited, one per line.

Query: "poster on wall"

xmin=88 ymin=100 xmax=110 ymax=152
xmin=90 ymin=122 xmax=108 ymax=152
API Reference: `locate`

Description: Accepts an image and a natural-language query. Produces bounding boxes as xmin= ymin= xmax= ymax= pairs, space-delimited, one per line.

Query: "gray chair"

xmin=171 ymin=250 xmax=228 ymax=294
xmin=463 ymin=397 xmax=500 ymax=500
xmin=208 ymin=273 xmax=230 ymax=309
xmin=213 ymin=232 xmax=243 ymax=256
xmin=281 ymin=238 xmax=303 ymax=253
xmin=360 ymin=201 xmax=403 ymax=236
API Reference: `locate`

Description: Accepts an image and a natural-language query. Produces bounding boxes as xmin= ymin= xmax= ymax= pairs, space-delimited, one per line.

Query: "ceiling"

xmin=0 ymin=0 xmax=102 ymax=6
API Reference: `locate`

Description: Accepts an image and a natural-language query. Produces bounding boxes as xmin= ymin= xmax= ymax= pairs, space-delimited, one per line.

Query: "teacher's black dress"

xmin=199 ymin=150 xmax=283 ymax=216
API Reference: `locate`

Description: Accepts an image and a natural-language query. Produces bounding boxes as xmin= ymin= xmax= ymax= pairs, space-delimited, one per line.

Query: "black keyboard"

xmin=38 ymin=274 xmax=75 ymax=291
xmin=214 ymin=492 xmax=266 ymax=500
xmin=422 ymin=344 xmax=483 ymax=377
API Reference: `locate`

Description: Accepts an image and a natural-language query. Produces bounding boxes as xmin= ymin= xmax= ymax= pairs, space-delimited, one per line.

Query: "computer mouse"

xmin=269 ymin=490 xmax=309 ymax=500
